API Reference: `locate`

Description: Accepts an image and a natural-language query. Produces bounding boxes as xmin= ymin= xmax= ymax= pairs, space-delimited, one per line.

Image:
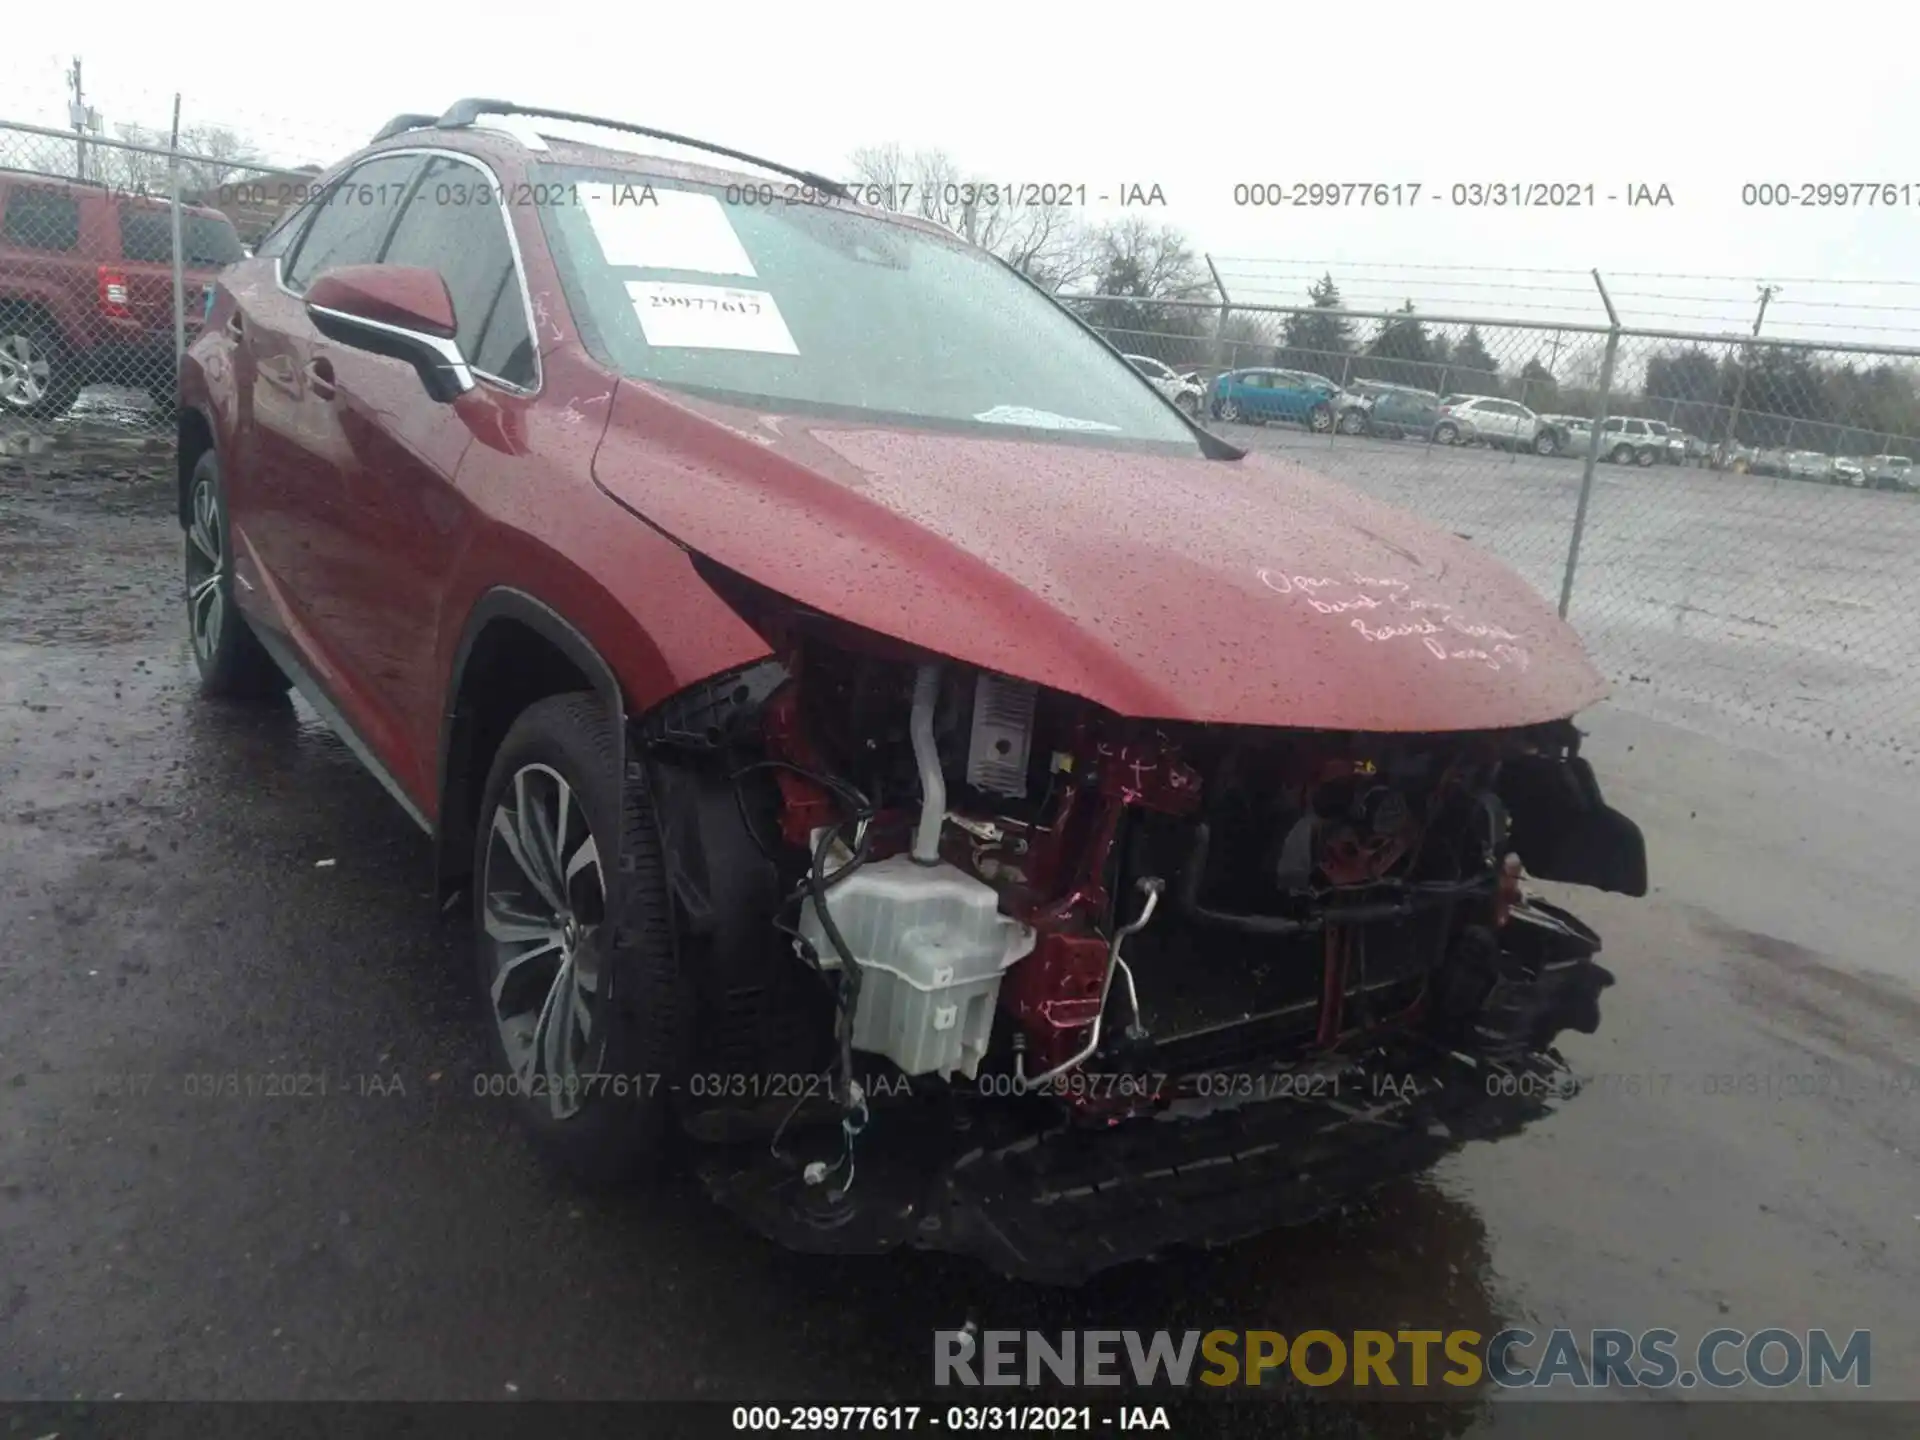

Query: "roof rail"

xmin=371 ymin=113 xmax=439 ymax=145
xmin=431 ymin=98 xmax=850 ymax=199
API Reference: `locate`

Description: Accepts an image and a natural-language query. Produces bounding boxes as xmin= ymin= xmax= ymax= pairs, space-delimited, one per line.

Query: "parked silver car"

xmin=1597 ymin=417 xmax=1661 ymax=466
xmin=1432 ymin=395 xmax=1559 ymax=454
xmin=1540 ymin=413 xmax=1592 ymax=455
xmin=1864 ymin=453 xmax=1915 ymax=491
xmin=1830 ymin=455 xmax=1866 ymax=487
xmin=1785 ymin=450 xmax=1831 ymax=481
xmin=1643 ymin=421 xmax=1692 ymax=464
xmin=1642 ymin=420 xmax=1683 ymax=465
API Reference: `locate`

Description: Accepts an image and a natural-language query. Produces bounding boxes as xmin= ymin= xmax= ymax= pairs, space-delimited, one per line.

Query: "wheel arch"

xmin=177 ymin=405 xmax=216 ymax=529
xmin=435 ymin=588 xmax=629 ymax=904
xmin=0 ymin=294 xmax=68 ymax=340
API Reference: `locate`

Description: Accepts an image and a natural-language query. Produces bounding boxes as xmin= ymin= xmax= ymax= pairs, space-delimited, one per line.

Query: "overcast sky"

xmin=7 ymin=0 xmax=1920 ymax=341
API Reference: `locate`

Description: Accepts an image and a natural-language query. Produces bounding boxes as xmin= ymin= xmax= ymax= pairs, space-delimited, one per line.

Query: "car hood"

xmin=590 ymin=383 xmax=1609 ymax=731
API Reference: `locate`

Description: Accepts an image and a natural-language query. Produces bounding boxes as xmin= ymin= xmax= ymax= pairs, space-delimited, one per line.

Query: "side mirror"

xmin=305 ymin=264 xmax=474 ymax=403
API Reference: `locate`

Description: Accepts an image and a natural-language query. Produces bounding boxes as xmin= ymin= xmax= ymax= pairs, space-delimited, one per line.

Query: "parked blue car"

xmin=1210 ymin=367 xmax=1342 ymax=430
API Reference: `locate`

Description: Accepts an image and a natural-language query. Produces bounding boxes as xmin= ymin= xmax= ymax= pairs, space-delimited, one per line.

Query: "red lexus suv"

xmin=177 ymin=100 xmax=1645 ymax=1282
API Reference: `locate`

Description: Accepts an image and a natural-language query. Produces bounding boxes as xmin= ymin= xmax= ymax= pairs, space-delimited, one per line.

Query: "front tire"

xmin=473 ymin=693 xmax=691 ymax=1183
xmin=1636 ymin=447 xmax=1656 ymax=467
xmin=184 ymin=449 xmax=290 ymax=700
xmin=1308 ymin=403 xmax=1333 ymax=433
xmin=1533 ymin=430 xmax=1558 ymax=456
xmin=1336 ymin=408 xmax=1366 ymax=436
xmin=1219 ymin=399 xmax=1241 ymax=422
xmin=1435 ymin=422 xmax=1460 ymax=445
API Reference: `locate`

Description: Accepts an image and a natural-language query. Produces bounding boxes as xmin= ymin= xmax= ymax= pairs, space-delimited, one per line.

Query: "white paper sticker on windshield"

xmin=585 ymin=188 xmax=757 ymax=276
xmin=972 ymin=405 xmax=1122 ymax=432
xmin=627 ymin=281 xmax=798 ymax=354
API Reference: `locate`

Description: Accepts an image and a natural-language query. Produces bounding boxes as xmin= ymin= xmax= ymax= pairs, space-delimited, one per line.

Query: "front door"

xmin=303 ymin=153 xmax=540 ymax=795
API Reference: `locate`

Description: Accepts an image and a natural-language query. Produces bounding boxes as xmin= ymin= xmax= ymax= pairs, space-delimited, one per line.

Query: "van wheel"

xmin=0 ymin=317 xmax=82 ymax=419
xmin=473 ymin=694 xmax=692 ymax=1183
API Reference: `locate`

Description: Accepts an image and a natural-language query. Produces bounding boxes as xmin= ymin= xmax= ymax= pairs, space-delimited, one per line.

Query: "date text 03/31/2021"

xmin=1229 ymin=181 xmax=1674 ymax=207
xmin=730 ymin=1405 xmax=1170 ymax=1432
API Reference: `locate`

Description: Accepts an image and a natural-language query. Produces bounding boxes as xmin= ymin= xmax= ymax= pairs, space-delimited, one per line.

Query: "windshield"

xmin=534 ymin=168 xmax=1202 ymax=452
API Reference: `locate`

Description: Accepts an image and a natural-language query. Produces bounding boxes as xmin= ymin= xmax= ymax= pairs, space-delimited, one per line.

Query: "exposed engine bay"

xmin=635 ymin=605 xmax=1645 ymax=1282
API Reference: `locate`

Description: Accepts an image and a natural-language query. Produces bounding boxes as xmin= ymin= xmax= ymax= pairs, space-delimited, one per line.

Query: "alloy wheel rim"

xmin=481 ymin=763 xmax=608 ymax=1120
xmin=0 ymin=333 xmax=50 ymax=408
xmin=185 ymin=474 xmax=225 ymax=663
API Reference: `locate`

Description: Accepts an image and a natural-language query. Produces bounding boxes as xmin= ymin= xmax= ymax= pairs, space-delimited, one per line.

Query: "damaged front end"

xmin=636 ymin=599 xmax=1644 ymax=1284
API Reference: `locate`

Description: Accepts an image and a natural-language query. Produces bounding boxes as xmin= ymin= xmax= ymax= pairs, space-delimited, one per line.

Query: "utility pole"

xmin=1722 ymin=283 xmax=1777 ymax=462
xmin=69 ymin=58 xmax=86 ymax=181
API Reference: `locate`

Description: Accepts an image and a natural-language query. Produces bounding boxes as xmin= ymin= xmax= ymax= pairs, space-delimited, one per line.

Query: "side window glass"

xmin=255 ymin=197 xmax=319 ymax=260
xmin=118 ymin=206 xmax=173 ymax=263
xmin=283 ymin=155 xmax=425 ymax=292
xmin=380 ymin=157 xmax=535 ymax=388
xmin=3 ymin=186 xmax=81 ymax=251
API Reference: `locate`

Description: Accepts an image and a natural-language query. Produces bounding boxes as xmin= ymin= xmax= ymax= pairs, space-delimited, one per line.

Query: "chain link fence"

xmin=1069 ymin=294 xmax=1920 ymax=760
xmin=6 ymin=94 xmax=1918 ymax=761
xmin=0 ymin=117 xmax=314 ymax=443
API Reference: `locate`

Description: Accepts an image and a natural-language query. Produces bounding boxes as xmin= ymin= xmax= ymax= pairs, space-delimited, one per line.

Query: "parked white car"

xmin=1829 ymin=456 xmax=1866 ymax=487
xmin=1864 ymin=454 xmax=1915 ymax=491
xmin=1123 ymin=354 xmax=1206 ymax=416
xmin=1640 ymin=420 xmax=1691 ymax=465
xmin=1597 ymin=417 xmax=1661 ymax=466
xmin=1540 ymin=413 xmax=1592 ymax=455
xmin=1432 ymin=395 xmax=1559 ymax=454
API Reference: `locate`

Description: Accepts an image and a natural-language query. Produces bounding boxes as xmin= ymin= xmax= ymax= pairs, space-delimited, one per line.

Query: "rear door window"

xmin=118 ymin=207 xmax=173 ymax=263
xmin=182 ymin=213 xmax=244 ymax=267
xmin=2 ymin=185 xmax=81 ymax=251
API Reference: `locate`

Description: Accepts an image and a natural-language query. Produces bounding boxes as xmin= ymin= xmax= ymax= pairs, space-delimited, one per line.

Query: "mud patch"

xmin=1693 ymin=910 xmax=1920 ymax=1077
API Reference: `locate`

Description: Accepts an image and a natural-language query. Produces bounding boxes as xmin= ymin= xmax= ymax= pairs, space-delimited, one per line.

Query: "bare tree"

xmin=99 ymin=122 xmax=264 ymax=196
xmin=1075 ymin=217 xmax=1213 ymax=359
xmin=1084 ymin=216 xmax=1209 ymax=301
xmin=846 ymin=143 xmax=1101 ymax=292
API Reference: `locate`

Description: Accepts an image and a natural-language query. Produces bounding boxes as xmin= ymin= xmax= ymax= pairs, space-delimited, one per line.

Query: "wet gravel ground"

xmin=2 ymin=424 xmax=1917 ymax=1434
xmin=1226 ymin=421 xmax=1920 ymax=765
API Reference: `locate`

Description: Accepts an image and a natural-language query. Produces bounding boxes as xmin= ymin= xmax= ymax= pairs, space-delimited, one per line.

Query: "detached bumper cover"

xmin=697 ymin=954 xmax=1611 ymax=1284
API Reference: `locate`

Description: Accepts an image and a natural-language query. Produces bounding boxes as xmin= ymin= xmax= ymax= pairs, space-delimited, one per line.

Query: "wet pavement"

xmin=1 ymin=428 xmax=1916 ymax=1433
